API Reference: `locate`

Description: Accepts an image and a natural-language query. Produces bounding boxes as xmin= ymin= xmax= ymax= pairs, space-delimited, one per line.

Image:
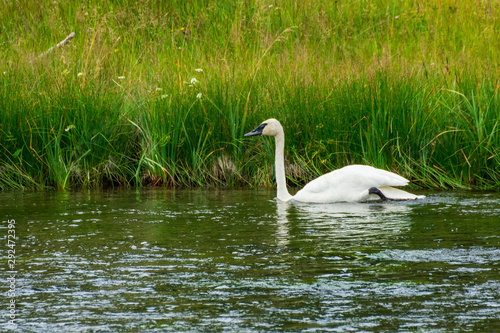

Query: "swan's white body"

xmin=245 ymin=119 xmax=425 ymax=203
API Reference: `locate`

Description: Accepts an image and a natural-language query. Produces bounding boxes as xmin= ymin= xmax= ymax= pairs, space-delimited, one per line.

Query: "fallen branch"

xmin=37 ymin=32 xmax=75 ymax=58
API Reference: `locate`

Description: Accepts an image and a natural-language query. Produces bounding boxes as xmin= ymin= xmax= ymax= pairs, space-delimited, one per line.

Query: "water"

xmin=1 ymin=189 xmax=499 ymax=332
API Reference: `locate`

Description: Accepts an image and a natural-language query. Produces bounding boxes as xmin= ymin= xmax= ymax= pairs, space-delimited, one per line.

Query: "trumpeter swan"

xmin=244 ymin=118 xmax=425 ymax=203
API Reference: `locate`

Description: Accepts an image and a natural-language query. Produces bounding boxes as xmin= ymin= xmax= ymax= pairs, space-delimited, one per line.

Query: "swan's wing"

xmin=293 ymin=165 xmax=411 ymax=203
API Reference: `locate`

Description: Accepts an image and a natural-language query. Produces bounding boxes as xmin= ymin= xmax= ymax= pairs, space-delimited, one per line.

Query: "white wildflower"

xmin=77 ymin=72 xmax=83 ymax=77
xmin=196 ymin=93 xmax=202 ymax=99
xmin=190 ymin=77 xmax=197 ymax=84
xmin=118 ymin=76 xmax=125 ymax=79
xmin=194 ymin=68 xmax=203 ymax=72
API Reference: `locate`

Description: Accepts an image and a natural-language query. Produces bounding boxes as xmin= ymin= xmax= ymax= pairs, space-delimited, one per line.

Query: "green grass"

xmin=1 ymin=0 xmax=500 ymax=190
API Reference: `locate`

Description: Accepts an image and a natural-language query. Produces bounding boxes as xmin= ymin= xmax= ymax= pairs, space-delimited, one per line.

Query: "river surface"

xmin=1 ymin=188 xmax=499 ymax=332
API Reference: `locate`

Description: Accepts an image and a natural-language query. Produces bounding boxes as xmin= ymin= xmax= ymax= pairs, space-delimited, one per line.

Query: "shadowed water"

xmin=1 ymin=189 xmax=499 ymax=332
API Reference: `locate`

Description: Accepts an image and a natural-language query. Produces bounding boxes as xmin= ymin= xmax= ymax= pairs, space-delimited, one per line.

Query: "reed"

xmin=1 ymin=1 xmax=499 ymax=190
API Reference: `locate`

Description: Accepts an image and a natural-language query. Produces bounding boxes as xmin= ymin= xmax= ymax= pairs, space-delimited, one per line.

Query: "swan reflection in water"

xmin=275 ymin=200 xmax=414 ymax=248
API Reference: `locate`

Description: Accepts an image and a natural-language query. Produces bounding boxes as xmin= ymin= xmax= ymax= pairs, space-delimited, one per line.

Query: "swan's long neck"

xmin=274 ymin=131 xmax=293 ymax=202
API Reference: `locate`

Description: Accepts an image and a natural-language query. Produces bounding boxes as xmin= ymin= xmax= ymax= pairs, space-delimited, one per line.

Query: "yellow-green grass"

xmin=1 ymin=1 xmax=499 ymax=189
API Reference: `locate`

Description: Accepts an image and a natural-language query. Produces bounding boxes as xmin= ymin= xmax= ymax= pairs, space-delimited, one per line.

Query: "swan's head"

xmin=244 ymin=118 xmax=283 ymax=137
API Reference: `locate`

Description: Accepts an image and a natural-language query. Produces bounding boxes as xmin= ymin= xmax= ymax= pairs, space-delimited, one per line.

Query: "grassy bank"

xmin=1 ymin=0 xmax=500 ymax=190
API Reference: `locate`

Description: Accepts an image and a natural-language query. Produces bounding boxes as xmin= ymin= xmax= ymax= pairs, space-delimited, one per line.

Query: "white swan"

xmin=244 ymin=118 xmax=425 ymax=203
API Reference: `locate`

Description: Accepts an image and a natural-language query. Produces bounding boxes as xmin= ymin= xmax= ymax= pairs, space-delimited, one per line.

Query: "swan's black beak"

xmin=244 ymin=123 xmax=267 ymax=137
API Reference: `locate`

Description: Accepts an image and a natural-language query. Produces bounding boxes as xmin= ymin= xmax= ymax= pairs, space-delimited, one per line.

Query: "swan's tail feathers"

xmin=377 ymin=186 xmax=425 ymax=201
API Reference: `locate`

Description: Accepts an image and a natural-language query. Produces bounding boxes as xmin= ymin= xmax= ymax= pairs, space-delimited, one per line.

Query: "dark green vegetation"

xmin=1 ymin=1 xmax=500 ymax=189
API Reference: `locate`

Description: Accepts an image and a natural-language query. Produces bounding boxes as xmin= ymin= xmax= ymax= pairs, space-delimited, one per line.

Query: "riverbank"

xmin=1 ymin=1 xmax=499 ymax=190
